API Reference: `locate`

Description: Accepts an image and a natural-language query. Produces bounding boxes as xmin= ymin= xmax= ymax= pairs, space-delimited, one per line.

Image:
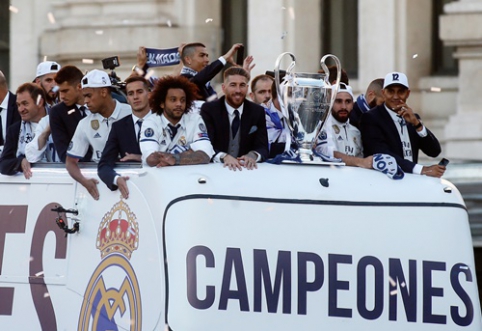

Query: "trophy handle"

xmin=317 ymin=54 xmax=342 ymax=133
xmin=274 ymin=52 xmax=296 ymax=120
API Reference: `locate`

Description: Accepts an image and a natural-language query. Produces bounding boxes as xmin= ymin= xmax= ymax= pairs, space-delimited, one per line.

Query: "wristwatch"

xmin=414 ymin=120 xmax=423 ymax=130
xmin=220 ymin=153 xmax=227 ymax=163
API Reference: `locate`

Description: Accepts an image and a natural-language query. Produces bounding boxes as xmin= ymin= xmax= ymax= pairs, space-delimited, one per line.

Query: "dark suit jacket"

xmin=1 ymin=92 xmax=20 ymax=146
xmin=98 ymin=115 xmax=141 ymax=191
xmin=200 ymin=96 xmax=269 ymax=161
xmin=0 ymin=121 xmax=23 ymax=175
xmin=360 ymin=104 xmax=441 ymax=173
xmin=49 ymin=102 xmax=91 ymax=162
xmin=181 ymin=59 xmax=224 ymax=100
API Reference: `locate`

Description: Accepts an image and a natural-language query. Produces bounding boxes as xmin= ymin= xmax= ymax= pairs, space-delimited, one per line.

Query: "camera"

xmin=101 ymin=56 xmax=127 ymax=103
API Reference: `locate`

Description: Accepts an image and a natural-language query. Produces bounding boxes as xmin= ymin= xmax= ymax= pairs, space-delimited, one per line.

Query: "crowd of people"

xmin=0 ymin=42 xmax=447 ymax=200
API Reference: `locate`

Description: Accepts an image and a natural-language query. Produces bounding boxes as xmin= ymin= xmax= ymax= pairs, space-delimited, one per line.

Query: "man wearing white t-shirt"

xmin=66 ymin=69 xmax=131 ymax=200
xmin=140 ymin=75 xmax=214 ymax=167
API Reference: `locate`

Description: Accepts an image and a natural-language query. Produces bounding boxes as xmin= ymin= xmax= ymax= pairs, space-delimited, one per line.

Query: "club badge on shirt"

xmin=144 ymin=128 xmax=154 ymax=138
xmin=333 ymin=125 xmax=340 ymax=134
xmin=179 ymin=136 xmax=187 ymax=146
xmin=199 ymin=123 xmax=207 ymax=133
xmin=91 ymin=120 xmax=99 ymax=130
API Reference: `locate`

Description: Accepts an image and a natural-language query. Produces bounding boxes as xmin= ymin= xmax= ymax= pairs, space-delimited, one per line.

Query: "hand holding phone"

xmin=438 ymin=158 xmax=449 ymax=166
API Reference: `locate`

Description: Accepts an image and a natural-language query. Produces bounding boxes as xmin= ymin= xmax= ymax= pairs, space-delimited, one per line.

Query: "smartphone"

xmin=236 ymin=45 xmax=244 ymax=65
xmin=438 ymin=158 xmax=450 ymax=166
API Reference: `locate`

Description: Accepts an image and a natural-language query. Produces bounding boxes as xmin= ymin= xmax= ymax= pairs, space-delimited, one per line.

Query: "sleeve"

xmin=189 ymin=115 xmax=215 ymax=159
xmin=25 ymin=117 xmax=49 ymax=163
xmin=66 ymin=120 xmax=90 ymax=160
xmin=0 ymin=124 xmax=23 ymax=175
xmin=314 ymin=128 xmax=335 ymax=158
xmin=139 ymin=117 xmax=162 ymax=164
xmin=360 ymin=111 xmax=417 ymax=173
xmin=190 ymin=60 xmax=224 ymax=87
xmin=251 ymin=107 xmax=269 ymax=161
xmin=49 ymin=105 xmax=69 ymax=162
xmin=98 ymin=124 xmax=121 ymax=191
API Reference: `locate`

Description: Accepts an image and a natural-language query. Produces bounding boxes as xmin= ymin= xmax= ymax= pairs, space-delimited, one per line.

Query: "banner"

xmin=145 ymin=47 xmax=181 ymax=67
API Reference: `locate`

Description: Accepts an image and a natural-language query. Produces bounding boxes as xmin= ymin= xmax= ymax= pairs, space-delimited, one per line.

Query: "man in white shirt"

xmin=66 ymin=69 xmax=131 ymax=200
xmin=315 ymin=83 xmax=372 ymax=168
xmin=140 ymin=75 xmax=214 ymax=167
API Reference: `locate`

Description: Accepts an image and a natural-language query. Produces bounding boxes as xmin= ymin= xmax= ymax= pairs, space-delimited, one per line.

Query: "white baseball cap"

xmin=81 ymin=69 xmax=112 ymax=88
xmin=36 ymin=61 xmax=61 ymax=78
xmin=338 ymin=83 xmax=354 ymax=100
xmin=383 ymin=72 xmax=409 ymax=89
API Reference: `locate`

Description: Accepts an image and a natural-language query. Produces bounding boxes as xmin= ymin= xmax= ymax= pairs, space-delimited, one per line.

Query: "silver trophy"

xmin=274 ymin=52 xmax=341 ymax=162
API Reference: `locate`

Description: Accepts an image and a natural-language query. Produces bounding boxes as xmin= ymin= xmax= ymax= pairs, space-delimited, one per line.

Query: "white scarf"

xmin=17 ymin=121 xmax=36 ymax=157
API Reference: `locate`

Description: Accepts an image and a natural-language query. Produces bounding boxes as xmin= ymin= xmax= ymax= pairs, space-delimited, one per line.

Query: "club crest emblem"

xmin=91 ymin=120 xmax=100 ymax=130
xmin=77 ymin=199 xmax=142 ymax=331
xmin=144 ymin=128 xmax=154 ymax=138
xmin=333 ymin=124 xmax=340 ymax=134
xmin=179 ymin=136 xmax=187 ymax=146
xmin=199 ymin=123 xmax=206 ymax=133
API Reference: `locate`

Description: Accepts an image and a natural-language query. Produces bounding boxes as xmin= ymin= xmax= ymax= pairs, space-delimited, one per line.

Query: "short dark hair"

xmin=16 ymin=83 xmax=46 ymax=105
xmin=318 ymin=65 xmax=349 ymax=85
xmin=54 ymin=65 xmax=84 ymax=86
xmin=181 ymin=42 xmax=206 ymax=64
xmin=251 ymin=74 xmax=273 ymax=93
xmin=125 ymin=75 xmax=150 ymax=92
xmin=149 ymin=75 xmax=199 ymax=115
xmin=223 ymin=66 xmax=250 ymax=82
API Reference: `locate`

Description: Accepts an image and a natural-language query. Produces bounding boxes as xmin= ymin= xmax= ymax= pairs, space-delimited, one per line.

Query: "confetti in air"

xmin=43 ymin=292 xmax=50 ymax=298
xmin=35 ymin=271 xmax=44 ymax=277
xmin=412 ymin=54 xmax=418 ymax=59
xmin=205 ymin=18 xmax=213 ymax=23
xmin=289 ymin=7 xmax=295 ymax=20
xmin=9 ymin=5 xmax=19 ymax=13
xmin=43 ymin=55 xmax=48 ymax=62
xmin=390 ymin=290 xmax=398 ymax=296
xmin=68 ymin=109 xmax=75 ymax=115
xmin=167 ymin=20 xmax=172 ymax=28
xmin=47 ymin=12 xmax=56 ymax=24
xmin=95 ymin=30 xmax=104 ymax=35
xmin=430 ymin=87 xmax=442 ymax=92
xmin=82 ymin=59 xmax=94 ymax=64
xmin=388 ymin=276 xmax=396 ymax=287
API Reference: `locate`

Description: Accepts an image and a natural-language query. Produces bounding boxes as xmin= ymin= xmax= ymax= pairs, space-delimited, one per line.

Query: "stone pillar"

xmin=441 ymin=0 xmax=482 ymax=160
xmin=247 ymin=0 xmax=322 ymax=80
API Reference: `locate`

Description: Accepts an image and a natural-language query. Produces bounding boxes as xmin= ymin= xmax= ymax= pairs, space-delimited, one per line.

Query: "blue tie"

xmin=232 ymin=109 xmax=240 ymax=138
xmin=136 ymin=119 xmax=143 ymax=141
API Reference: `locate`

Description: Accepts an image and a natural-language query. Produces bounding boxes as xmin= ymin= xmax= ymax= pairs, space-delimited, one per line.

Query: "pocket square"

xmin=248 ymin=126 xmax=258 ymax=134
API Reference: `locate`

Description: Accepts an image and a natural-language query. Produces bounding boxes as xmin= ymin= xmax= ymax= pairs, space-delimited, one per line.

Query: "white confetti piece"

xmin=167 ymin=20 xmax=172 ymax=28
xmin=430 ymin=87 xmax=442 ymax=92
xmin=43 ymin=292 xmax=50 ymax=298
xmin=205 ymin=18 xmax=213 ymax=23
xmin=412 ymin=54 xmax=418 ymax=59
xmin=82 ymin=59 xmax=94 ymax=64
xmin=47 ymin=12 xmax=56 ymax=24
xmin=68 ymin=109 xmax=75 ymax=115
xmin=95 ymin=30 xmax=104 ymax=35
xmin=35 ymin=271 xmax=44 ymax=277
xmin=9 ymin=5 xmax=19 ymax=13
xmin=389 ymin=276 xmax=396 ymax=287
xmin=390 ymin=289 xmax=398 ymax=296
xmin=43 ymin=55 xmax=48 ymax=62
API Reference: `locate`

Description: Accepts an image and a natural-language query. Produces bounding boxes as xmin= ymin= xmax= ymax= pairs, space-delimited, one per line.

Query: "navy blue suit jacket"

xmin=200 ymin=96 xmax=269 ymax=161
xmin=98 ymin=115 xmax=141 ymax=191
xmin=49 ymin=102 xmax=91 ymax=162
xmin=1 ymin=92 xmax=20 ymax=146
xmin=181 ymin=59 xmax=224 ymax=100
xmin=360 ymin=104 xmax=441 ymax=173
xmin=0 ymin=121 xmax=23 ymax=175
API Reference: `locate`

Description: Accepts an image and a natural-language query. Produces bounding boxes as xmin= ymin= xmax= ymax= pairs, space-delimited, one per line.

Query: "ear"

xmin=222 ymin=83 xmax=226 ymax=94
xmin=76 ymin=83 xmax=82 ymax=91
xmin=406 ymin=89 xmax=411 ymax=99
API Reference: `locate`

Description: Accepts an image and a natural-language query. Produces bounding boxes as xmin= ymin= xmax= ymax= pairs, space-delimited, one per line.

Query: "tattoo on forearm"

xmin=179 ymin=150 xmax=210 ymax=165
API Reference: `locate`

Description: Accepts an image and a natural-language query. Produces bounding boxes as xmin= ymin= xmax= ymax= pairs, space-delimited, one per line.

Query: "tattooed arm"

xmin=146 ymin=149 xmax=210 ymax=167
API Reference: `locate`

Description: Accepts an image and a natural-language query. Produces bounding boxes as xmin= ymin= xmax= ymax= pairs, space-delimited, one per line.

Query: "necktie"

xmin=232 ymin=109 xmax=240 ymax=138
xmin=397 ymin=116 xmax=406 ymax=134
xmin=168 ymin=124 xmax=180 ymax=139
xmin=136 ymin=119 xmax=143 ymax=141
xmin=79 ymin=105 xmax=86 ymax=118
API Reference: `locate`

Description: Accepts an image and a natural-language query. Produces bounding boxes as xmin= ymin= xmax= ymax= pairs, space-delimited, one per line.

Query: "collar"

xmin=330 ymin=115 xmax=350 ymax=127
xmin=180 ymin=66 xmax=198 ymax=77
xmin=224 ymin=100 xmax=244 ymax=117
xmin=0 ymin=92 xmax=10 ymax=110
xmin=132 ymin=110 xmax=152 ymax=123
xmin=384 ymin=104 xmax=402 ymax=123
xmin=160 ymin=113 xmax=186 ymax=129
xmin=101 ymin=100 xmax=123 ymax=122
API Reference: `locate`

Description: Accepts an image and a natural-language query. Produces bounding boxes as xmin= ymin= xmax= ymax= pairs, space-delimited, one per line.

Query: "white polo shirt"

xmin=25 ymin=115 xmax=60 ymax=163
xmin=67 ymin=100 xmax=131 ymax=162
xmin=139 ymin=112 xmax=214 ymax=165
xmin=315 ymin=115 xmax=363 ymax=158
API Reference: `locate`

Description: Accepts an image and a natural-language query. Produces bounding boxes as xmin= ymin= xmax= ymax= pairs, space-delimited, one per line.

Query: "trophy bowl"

xmin=274 ymin=53 xmax=341 ymax=163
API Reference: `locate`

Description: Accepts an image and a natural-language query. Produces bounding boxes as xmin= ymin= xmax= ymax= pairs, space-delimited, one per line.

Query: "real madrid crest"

xmin=179 ymin=136 xmax=187 ymax=146
xmin=199 ymin=123 xmax=207 ymax=133
xmin=77 ymin=199 xmax=142 ymax=331
xmin=91 ymin=120 xmax=100 ymax=130
xmin=333 ymin=124 xmax=340 ymax=134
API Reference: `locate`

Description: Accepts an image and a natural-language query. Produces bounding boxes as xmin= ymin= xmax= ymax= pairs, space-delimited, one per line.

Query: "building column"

xmin=441 ymin=0 xmax=482 ymax=160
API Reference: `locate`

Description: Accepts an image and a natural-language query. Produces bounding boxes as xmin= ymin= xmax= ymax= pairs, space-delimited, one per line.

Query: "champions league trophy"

xmin=274 ymin=52 xmax=342 ymax=163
